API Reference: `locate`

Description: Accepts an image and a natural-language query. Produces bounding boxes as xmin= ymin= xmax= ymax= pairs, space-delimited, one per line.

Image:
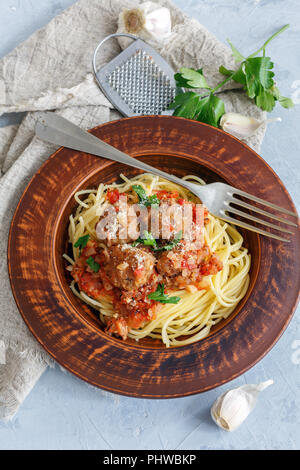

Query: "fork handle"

xmin=35 ymin=112 xmax=197 ymax=192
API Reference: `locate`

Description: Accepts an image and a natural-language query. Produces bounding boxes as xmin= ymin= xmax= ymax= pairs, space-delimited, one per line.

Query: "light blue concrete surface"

xmin=0 ymin=0 xmax=299 ymax=450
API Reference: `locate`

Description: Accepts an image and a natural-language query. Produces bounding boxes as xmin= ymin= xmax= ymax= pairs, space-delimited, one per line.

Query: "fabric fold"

xmin=0 ymin=341 xmax=52 ymax=421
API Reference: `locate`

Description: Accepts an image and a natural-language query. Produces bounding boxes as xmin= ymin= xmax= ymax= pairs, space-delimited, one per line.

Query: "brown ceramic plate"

xmin=8 ymin=116 xmax=300 ymax=398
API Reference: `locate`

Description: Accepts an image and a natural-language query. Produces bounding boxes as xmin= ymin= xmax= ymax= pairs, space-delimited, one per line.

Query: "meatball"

xmin=104 ymin=244 xmax=156 ymax=290
xmin=156 ymin=243 xmax=211 ymax=288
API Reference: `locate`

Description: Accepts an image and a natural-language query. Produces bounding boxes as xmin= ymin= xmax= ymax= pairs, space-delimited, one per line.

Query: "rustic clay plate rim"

xmin=7 ymin=115 xmax=300 ymax=397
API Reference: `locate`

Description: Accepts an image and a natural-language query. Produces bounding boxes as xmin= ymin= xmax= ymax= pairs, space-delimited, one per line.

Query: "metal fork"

xmin=35 ymin=112 xmax=298 ymax=242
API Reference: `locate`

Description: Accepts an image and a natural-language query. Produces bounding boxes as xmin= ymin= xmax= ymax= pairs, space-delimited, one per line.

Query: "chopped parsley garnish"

xmin=86 ymin=256 xmax=100 ymax=273
xmin=148 ymin=283 xmax=180 ymax=304
xmin=132 ymin=231 xmax=157 ymax=248
xmin=147 ymin=194 xmax=160 ymax=205
xmin=132 ymin=185 xmax=160 ymax=207
xmin=74 ymin=234 xmax=90 ymax=253
xmin=168 ymin=25 xmax=293 ymax=126
xmin=132 ymin=230 xmax=183 ymax=251
xmin=154 ymin=231 xmax=183 ymax=252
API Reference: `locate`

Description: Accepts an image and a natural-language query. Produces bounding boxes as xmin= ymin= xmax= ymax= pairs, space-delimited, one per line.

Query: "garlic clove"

xmin=211 ymin=380 xmax=274 ymax=432
xmin=144 ymin=6 xmax=172 ymax=38
xmin=122 ymin=9 xmax=146 ymax=35
xmin=117 ymin=2 xmax=172 ymax=50
xmin=220 ymin=112 xmax=265 ymax=139
xmin=220 ymin=112 xmax=281 ymax=140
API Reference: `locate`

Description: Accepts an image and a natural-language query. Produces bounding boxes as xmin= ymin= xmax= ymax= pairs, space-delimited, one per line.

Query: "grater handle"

xmin=35 ymin=112 xmax=200 ymax=193
xmin=92 ymin=32 xmax=138 ymax=80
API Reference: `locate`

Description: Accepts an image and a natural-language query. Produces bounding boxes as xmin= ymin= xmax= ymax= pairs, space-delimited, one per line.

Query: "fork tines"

xmin=223 ymin=187 xmax=298 ymax=242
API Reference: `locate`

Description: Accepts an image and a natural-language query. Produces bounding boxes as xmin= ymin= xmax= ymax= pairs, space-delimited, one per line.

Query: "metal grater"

xmin=92 ymin=33 xmax=181 ymax=117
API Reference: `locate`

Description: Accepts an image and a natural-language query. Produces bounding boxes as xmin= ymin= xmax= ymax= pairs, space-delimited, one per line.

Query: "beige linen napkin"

xmin=0 ymin=0 xmax=266 ymax=421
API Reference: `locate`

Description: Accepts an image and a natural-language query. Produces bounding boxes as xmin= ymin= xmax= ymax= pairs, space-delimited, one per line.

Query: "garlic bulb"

xmin=117 ymin=2 xmax=172 ymax=50
xmin=211 ymin=380 xmax=274 ymax=432
xmin=220 ymin=112 xmax=281 ymax=140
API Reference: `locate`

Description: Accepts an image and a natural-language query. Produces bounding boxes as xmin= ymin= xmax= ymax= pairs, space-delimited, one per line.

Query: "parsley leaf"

xmin=227 ymin=39 xmax=245 ymax=63
xmin=255 ymin=86 xmax=276 ymax=112
xmin=169 ymin=92 xmax=202 ymax=119
xmin=147 ymin=283 xmax=181 ymax=304
xmin=147 ymin=194 xmax=160 ymax=206
xmin=154 ymin=230 xmax=183 ymax=252
xmin=244 ymin=57 xmax=275 ymax=95
xmin=196 ymin=93 xmax=225 ymax=128
xmin=170 ymin=68 xmax=225 ymax=126
xmin=220 ymin=58 xmax=276 ymax=109
xmin=86 ymin=256 xmax=100 ymax=273
xmin=219 ymin=65 xmax=247 ymax=87
xmin=74 ymin=234 xmax=90 ymax=253
xmin=132 ymin=231 xmax=157 ymax=248
xmin=271 ymin=86 xmax=294 ymax=109
xmin=219 ymin=57 xmax=277 ymax=111
xmin=133 ymin=231 xmax=183 ymax=251
xmin=220 ymin=58 xmax=288 ymax=112
xmin=218 ymin=65 xmax=234 ymax=78
xmin=169 ymin=91 xmax=224 ymax=128
xmin=132 ymin=184 xmax=148 ymax=204
xmin=132 ymin=185 xmax=160 ymax=206
xmin=278 ymin=95 xmax=294 ymax=109
xmin=175 ymin=68 xmax=210 ymax=89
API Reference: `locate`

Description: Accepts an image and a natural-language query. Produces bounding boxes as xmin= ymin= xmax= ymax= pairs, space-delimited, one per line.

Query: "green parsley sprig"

xmin=74 ymin=234 xmax=90 ymax=254
xmin=86 ymin=256 xmax=100 ymax=273
xmin=132 ymin=230 xmax=183 ymax=251
xmin=169 ymin=25 xmax=293 ymax=126
xmin=147 ymin=283 xmax=180 ymax=304
xmin=154 ymin=230 xmax=183 ymax=252
xmin=132 ymin=185 xmax=160 ymax=207
xmin=132 ymin=231 xmax=157 ymax=247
